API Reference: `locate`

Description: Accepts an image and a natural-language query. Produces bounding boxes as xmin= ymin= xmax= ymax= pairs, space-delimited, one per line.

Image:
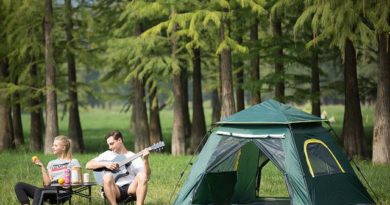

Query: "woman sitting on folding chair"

xmin=14 ymin=135 xmax=81 ymax=205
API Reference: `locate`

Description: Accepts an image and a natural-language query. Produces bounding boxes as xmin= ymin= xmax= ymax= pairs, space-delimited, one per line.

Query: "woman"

xmin=14 ymin=135 xmax=81 ymax=205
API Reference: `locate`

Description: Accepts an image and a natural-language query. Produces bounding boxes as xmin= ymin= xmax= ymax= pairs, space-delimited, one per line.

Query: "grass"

xmin=1 ymin=104 xmax=390 ymax=204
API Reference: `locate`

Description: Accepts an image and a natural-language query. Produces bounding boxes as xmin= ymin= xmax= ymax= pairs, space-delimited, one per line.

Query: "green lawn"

xmin=1 ymin=104 xmax=390 ymax=204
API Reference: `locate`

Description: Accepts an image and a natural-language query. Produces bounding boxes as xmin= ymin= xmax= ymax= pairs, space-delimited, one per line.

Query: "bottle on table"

xmin=64 ymin=169 xmax=71 ymax=185
xmin=71 ymin=166 xmax=82 ymax=184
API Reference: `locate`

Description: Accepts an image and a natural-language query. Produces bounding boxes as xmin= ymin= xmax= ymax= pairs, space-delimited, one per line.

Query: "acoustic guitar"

xmin=93 ymin=141 xmax=165 ymax=185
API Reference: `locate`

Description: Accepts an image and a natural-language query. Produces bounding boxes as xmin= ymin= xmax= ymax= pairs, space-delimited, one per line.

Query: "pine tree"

xmin=364 ymin=1 xmax=390 ymax=164
xmin=94 ymin=0 xmax=171 ymax=151
xmin=295 ymin=0 xmax=374 ymax=158
xmin=0 ymin=59 xmax=14 ymax=150
xmin=190 ymin=48 xmax=206 ymax=153
xmin=250 ymin=18 xmax=261 ymax=104
xmin=44 ymin=0 xmax=59 ymax=154
xmin=64 ymin=0 xmax=84 ymax=152
xmin=3 ymin=0 xmax=46 ymax=151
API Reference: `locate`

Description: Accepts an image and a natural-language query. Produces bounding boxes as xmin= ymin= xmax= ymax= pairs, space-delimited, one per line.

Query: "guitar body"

xmin=92 ymin=141 xmax=165 ymax=186
xmin=93 ymin=154 xmax=130 ymax=186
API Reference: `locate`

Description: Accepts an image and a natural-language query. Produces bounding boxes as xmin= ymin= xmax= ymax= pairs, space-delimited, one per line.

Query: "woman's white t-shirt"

xmin=47 ymin=159 xmax=81 ymax=182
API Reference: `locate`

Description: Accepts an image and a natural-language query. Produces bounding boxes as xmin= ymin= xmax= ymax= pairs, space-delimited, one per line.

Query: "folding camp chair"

xmin=41 ymin=189 xmax=72 ymax=205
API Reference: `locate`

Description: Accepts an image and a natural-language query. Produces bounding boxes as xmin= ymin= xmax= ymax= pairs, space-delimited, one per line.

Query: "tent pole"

xmin=256 ymin=159 xmax=270 ymax=196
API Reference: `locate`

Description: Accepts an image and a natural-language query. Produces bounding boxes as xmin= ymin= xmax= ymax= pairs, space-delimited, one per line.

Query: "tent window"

xmin=304 ymin=139 xmax=345 ymax=177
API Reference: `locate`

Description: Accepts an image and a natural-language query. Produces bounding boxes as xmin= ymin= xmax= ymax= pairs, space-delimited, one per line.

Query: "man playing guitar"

xmin=86 ymin=130 xmax=150 ymax=205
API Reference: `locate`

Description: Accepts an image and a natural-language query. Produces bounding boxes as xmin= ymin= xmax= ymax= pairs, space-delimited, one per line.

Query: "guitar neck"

xmin=117 ymin=149 xmax=148 ymax=167
xmin=115 ymin=142 xmax=164 ymax=168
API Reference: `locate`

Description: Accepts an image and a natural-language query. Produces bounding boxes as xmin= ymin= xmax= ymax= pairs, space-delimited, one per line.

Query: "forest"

xmin=0 ymin=0 xmax=389 ymax=164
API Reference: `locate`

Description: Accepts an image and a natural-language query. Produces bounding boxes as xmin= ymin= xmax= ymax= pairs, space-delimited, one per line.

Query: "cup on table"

xmin=83 ymin=173 xmax=90 ymax=183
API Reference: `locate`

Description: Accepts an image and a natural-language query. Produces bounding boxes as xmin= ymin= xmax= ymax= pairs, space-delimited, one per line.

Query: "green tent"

xmin=173 ymin=99 xmax=374 ymax=205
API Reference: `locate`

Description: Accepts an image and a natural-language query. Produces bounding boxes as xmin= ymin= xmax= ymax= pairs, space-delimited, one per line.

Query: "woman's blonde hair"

xmin=55 ymin=135 xmax=72 ymax=159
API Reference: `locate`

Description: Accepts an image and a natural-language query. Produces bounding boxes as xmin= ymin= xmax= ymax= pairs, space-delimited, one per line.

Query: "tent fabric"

xmin=217 ymin=99 xmax=328 ymax=125
xmin=173 ymin=100 xmax=374 ymax=205
xmin=307 ymin=173 xmax=375 ymax=205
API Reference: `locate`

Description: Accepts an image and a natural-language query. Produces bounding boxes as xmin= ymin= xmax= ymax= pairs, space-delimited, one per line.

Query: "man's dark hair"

xmin=105 ymin=130 xmax=123 ymax=141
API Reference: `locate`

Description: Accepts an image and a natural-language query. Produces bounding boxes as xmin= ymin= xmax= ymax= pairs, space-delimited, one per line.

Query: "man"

xmin=86 ymin=130 xmax=150 ymax=205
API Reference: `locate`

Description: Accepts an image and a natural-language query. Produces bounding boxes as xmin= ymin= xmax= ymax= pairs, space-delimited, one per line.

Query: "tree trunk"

xmin=190 ymin=48 xmax=206 ymax=154
xmin=272 ymin=20 xmax=285 ymax=103
xmin=171 ymin=23 xmax=185 ymax=155
xmin=131 ymin=95 xmax=136 ymax=142
xmin=132 ymin=77 xmax=150 ymax=152
xmin=149 ymin=84 xmax=163 ymax=144
xmin=132 ymin=24 xmax=150 ymax=152
xmin=30 ymin=63 xmax=44 ymax=151
xmin=181 ymin=66 xmax=191 ymax=139
xmin=12 ymin=77 xmax=24 ymax=146
xmin=372 ymin=32 xmax=390 ymax=164
xmin=342 ymin=38 xmax=367 ymax=158
xmin=172 ymin=72 xmax=186 ymax=155
xmin=250 ymin=19 xmax=261 ymax=105
xmin=236 ymin=69 xmax=245 ymax=112
xmin=12 ymin=100 xmax=23 ymax=146
xmin=0 ymin=59 xmax=14 ymax=150
xmin=0 ymin=102 xmax=14 ymax=150
xmin=236 ymin=68 xmax=245 ymax=111
xmin=65 ymin=0 xmax=84 ymax=152
xmin=211 ymin=89 xmax=221 ymax=124
xmin=235 ymin=36 xmax=245 ymax=112
xmin=30 ymin=105 xmax=44 ymax=151
xmin=220 ymin=12 xmax=236 ymax=119
xmin=311 ymin=50 xmax=321 ymax=117
xmin=211 ymin=54 xmax=222 ymax=124
xmin=44 ymin=0 xmax=59 ymax=154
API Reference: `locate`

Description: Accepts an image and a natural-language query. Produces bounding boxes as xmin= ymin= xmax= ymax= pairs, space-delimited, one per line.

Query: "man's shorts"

xmin=117 ymin=184 xmax=134 ymax=202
